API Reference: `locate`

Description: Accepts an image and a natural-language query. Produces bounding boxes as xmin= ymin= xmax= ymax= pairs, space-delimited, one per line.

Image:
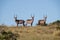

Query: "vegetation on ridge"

xmin=0 ymin=20 xmax=60 ymax=40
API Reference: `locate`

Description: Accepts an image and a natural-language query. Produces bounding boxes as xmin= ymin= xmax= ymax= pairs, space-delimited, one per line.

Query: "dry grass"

xmin=0 ymin=25 xmax=60 ymax=40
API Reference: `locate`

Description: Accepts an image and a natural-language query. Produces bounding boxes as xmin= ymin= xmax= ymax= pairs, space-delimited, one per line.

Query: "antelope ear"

xmin=31 ymin=14 xmax=35 ymax=17
xmin=14 ymin=14 xmax=17 ymax=17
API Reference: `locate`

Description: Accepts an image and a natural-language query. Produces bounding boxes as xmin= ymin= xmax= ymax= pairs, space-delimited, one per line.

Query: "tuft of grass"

xmin=53 ymin=30 xmax=60 ymax=36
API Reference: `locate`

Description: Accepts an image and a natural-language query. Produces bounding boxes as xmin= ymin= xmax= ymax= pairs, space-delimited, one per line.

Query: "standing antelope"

xmin=14 ymin=16 xmax=25 ymax=27
xmin=38 ymin=16 xmax=47 ymax=25
xmin=26 ymin=15 xmax=34 ymax=26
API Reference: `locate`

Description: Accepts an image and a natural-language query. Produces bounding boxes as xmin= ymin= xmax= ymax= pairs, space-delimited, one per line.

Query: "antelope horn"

xmin=31 ymin=14 xmax=32 ymax=17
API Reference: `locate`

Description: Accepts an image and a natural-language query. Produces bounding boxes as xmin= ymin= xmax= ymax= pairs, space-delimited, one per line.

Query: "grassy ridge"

xmin=0 ymin=25 xmax=60 ymax=40
xmin=0 ymin=20 xmax=60 ymax=40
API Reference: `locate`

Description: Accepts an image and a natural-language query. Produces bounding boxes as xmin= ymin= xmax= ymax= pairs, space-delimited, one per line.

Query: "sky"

xmin=0 ymin=0 xmax=60 ymax=26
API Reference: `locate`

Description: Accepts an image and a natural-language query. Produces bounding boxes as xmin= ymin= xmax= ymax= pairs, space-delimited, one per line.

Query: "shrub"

xmin=0 ymin=30 xmax=19 ymax=40
xmin=56 ymin=27 xmax=60 ymax=30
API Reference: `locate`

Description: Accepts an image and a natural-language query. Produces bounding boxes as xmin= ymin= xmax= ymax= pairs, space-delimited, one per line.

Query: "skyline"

xmin=0 ymin=0 xmax=60 ymax=26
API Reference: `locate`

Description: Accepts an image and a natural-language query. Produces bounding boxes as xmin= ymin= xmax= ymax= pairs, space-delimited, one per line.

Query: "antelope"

xmin=38 ymin=16 xmax=47 ymax=25
xmin=14 ymin=16 xmax=25 ymax=27
xmin=26 ymin=15 xmax=34 ymax=26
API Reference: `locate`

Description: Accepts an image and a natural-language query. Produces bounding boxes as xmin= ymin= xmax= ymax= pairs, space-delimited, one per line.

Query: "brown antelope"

xmin=26 ymin=15 xmax=34 ymax=26
xmin=38 ymin=16 xmax=47 ymax=25
xmin=14 ymin=16 xmax=25 ymax=27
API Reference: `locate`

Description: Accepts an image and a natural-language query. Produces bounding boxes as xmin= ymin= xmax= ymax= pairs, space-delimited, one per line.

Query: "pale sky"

xmin=0 ymin=0 xmax=60 ymax=26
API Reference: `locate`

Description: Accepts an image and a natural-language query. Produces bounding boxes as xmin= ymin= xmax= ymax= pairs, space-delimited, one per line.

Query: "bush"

xmin=56 ymin=27 xmax=60 ymax=30
xmin=0 ymin=30 xmax=18 ymax=40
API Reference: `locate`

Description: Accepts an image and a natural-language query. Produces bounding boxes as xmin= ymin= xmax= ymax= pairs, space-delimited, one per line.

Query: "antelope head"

xmin=44 ymin=15 xmax=47 ymax=22
xmin=31 ymin=15 xmax=35 ymax=20
xmin=14 ymin=15 xmax=17 ymax=21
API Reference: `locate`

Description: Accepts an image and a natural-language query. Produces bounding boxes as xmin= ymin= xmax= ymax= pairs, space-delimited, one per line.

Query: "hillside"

xmin=0 ymin=25 xmax=60 ymax=40
xmin=0 ymin=20 xmax=60 ymax=40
